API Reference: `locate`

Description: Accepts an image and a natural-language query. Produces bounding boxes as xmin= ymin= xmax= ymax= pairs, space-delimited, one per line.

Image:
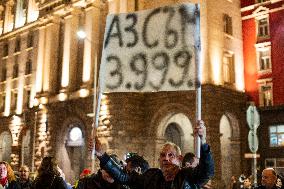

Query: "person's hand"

xmin=194 ymin=120 xmax=206 ymax=144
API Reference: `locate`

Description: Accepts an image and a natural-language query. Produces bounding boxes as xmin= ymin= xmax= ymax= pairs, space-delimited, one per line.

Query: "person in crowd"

xmin=57 ymin=166 xmax=72 ymax=189
xmin=182 ymin=152 xmax=199 ymax=169
xmin=230 ymin=176 xmax=238 ymax=189
xmin=18 ymin=165 xmax=32 ymax=189
xmin=276 ymin=175 xmax=283 ymax=189
xmin=244 ymin=176 xmax=254 ymax=189
xmin=0 ymin=161 xmax=20 ymax=189
xmin=181 ymin=151 xmax=212 ymax=189
xmin=75 ymin=154 xmax=126 ymax=189
xmin=255 ymin=168 xmax=278 ymax=189
xmin=32 ymin=156 xmax=67 ymax=189
xmin=93 ymin=120 xmax=214 ymax=189
xmin=125 ymin=153 xmax=149 ymax=175
xmin=73 ymin=168 xmax=92 ymax=188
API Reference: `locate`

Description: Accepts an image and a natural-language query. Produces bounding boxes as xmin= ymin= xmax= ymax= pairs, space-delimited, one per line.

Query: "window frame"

xmin=223 ymin=14 xmax=233 ymax=36
xmin=256 ymin=16 xmax=270 ymax=38
xmin=255 ymin=42 xmax=272 ymax=74
xmin=269 ymin=125 xmax=284 ymax=147
xmin=258 ymin=80 xmax=273 ymax=107
xmin=223 ymin=51 xmax=235 ymax=85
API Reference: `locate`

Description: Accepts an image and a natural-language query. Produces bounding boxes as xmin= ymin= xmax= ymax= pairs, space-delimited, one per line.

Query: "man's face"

xmin=0 ymin=164 xmax=7 ymax=179
xmin=243 ymin=178 xmax=251 ymax=188
xmin=159 ymin=144 xmax=180 ymax=171
xmin=19 ymin=167 xmax=30 ymax=181
xmin=261 ymin=169 xmax=277 ymax=188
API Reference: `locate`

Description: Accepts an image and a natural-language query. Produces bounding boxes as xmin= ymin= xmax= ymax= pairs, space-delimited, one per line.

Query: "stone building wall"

xmin=95 ymin=84 xmax=247 ymax=188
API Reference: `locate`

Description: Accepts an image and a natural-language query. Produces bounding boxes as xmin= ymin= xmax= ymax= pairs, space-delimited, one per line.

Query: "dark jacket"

xmin=75 ymin=170 xmax=124 ymax=189
xmin=254 ymin=185 xmax=278 ymax=189
xmin=19 ymin=179 xmax=33 ymax=189
xmin=32 ymin=175 xmax=67 ymax=189
xmin=2 ymin=180 xmax=21 ymax=189
xmin=99 ymin=143 xmax=214 ymax=189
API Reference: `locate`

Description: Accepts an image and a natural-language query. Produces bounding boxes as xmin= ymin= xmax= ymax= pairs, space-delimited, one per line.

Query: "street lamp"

xmin=77 ymin=29 xmax=87 ymax=39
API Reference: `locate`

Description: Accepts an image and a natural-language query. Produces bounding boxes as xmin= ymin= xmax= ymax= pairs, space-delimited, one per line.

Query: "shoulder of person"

xmin=9 ymin=180 xmax=21 ymax=189
xmin=142 ymin=168 xmax=164 ymax=180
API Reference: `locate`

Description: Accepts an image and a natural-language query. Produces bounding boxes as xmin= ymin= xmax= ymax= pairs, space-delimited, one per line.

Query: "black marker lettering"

xmin=142 ymin=8 xmax=161 ymax=48
xmin=163 ymin=7 xmax=178 ymax=49
xmin=130 ymin=53 xmax=148 ymax=90
xmin=149 ymin=52 xmax=169 ymax=90
xmin=104 ymin=16 xmax=123 ymax=49
xmin=168 ymin=50 xmax=191 ymax=87
xmin=125 ymin=14 xmax=138 ymax=48
xmin=105 ymin=55 xmax=123 ymax=89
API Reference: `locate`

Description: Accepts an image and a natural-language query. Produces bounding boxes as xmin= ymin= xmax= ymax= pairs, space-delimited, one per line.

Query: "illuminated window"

xmin=259 ymin=82 xmax=273 ymax=107
xmin=223 ymin=14 xmax=233 ymax=35
xmin=259 ymin=49 xmax=271 ymax=71
xmin=25 ymin=59 xmax=32 ymax=75
xmin=257 ymin=17 xmax=269 ymax=37
xmin=15 ymin=38 xmax=21 ymax=52
xmin=13 ymin=63 xmax=19 ymax=79
xmin=1 ymin=64 xmax=6 ymax=82
xmin=67 ymin=125 xmax=84 ymax=146
xmin=24 ymin=89 xmax=31 ymax=109
xmin=257 ymin=0 xmax=268 ymax=3
xmin=165 ymin=123 xmax=182 ymax=148
xmin=0 ymin=94 xmax=5 ymax=112
xmin=256 ymin=43 xmax=271 ymax=73
xmin=11 ymin=91 xmax=18 ymax=110
xmin=0 ymin=9 xmax=3 ymax=34
xmin=27 ymin=33 xmax=34 ymax=48
xmin=3 ymin=43 xmax=9 ymax=57
xmin=269 ymin=126 xmax=284 ymax=147
xmin=265 ymin=158 xmax=284 ymax=174
xmin=223 ymin=52 xmax=235 ymax=84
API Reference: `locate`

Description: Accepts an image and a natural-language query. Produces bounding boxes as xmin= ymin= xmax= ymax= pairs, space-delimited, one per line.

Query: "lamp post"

xmin=76 ymin=29 xmax=101 ymax=171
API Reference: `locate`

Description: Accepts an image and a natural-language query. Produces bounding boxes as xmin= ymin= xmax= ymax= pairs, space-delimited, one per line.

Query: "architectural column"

xmin=81 ymin=3 xmax=103 ymax=90
xmin=61 ymin=13 xmax=79 ymax=92
xmin=34 ymin=107 xmax=49 ymax=170
xmin=42 ymin=22 xmax=59 ymax=94
xmin=0 ymin=5 xmax=4 ymax=34
xmin=4 ymin=0 xmax=14 ymax=33
xmin=35 ymin=26 xmax=45 ymax=93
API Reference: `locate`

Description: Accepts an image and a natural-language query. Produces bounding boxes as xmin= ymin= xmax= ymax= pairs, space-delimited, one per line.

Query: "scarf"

xmin=0 ymin=177 xmax=8 ymax=187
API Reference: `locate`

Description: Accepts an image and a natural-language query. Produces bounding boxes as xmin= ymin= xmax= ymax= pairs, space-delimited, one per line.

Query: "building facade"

xmin=0 ymin=0 xmax=247 ymax=187
xmin=241 ymin=0 xmax=284 ymax=175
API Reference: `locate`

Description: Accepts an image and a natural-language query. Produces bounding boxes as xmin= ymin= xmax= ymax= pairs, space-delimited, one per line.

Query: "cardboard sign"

xmin=100 ymin=3 xmax=199 ymax=92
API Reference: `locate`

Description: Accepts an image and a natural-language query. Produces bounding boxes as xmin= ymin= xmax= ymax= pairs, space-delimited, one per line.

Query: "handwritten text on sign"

xmin=100 ymin=3 xmax=199 ymax=92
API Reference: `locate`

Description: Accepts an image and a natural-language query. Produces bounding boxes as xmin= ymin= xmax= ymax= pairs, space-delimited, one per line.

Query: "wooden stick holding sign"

xmin=194 ymin=4 xmax=202 ymax=159
xmin=94 ymin=2 xmax=201 ymax=159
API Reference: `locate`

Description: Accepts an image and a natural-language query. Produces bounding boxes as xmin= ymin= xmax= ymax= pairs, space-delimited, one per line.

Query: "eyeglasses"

xmin=19 ymin=170 xmax=29 ymax=173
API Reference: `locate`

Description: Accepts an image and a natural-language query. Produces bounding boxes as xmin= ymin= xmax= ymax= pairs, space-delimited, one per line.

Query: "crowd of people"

xmin=0 ymin=120 xmax=282 ymax=189
xmin=230 ymin=169 xmax=284 ymax=189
